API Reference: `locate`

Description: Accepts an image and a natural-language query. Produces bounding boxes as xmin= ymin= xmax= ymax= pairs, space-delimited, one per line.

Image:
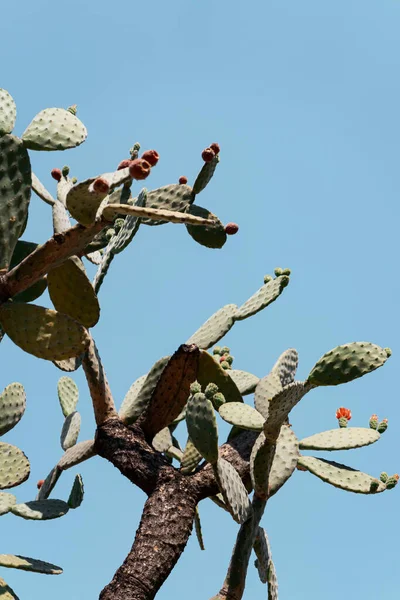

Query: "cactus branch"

xmin=31 ymin=173 xmax=56 ymax=206
xmin=82 ymin=337 xmax=118 ymax=425
xmin=102 ymin=203 xmax=219 ymax=226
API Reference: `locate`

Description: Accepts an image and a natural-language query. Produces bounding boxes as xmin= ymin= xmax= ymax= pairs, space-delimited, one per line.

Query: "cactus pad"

xmin=0 ymin=89 xmax=17 ymax=135
xmin=0 ymin=302 xmax=90 ymax=361
xmin=198 ymin=350 xmax=243 ymax=404
xmin=65 ymin=177 xmax=105 ymax=226
xmin=57 ymin=376 xmax=79 ymax=417
xmin=9 ymin=241 xmax=47 ymax=303
xmin=187 ymin=304 xmax=237 ymax=349
xmin=264 ymin=381 xmax=310 ymax=434
xmin=107 ymin=188 xmax=146 ymax=255
xmin=194 ymin=507 xmax=205 ymax=550
xmin=152 ymin=427 xmax=173 ymax=453
xmin=185 ymin=205 xmax=227 ymax=249
xmin=253 ymin=527 xmax=271 ymax=584
xmin=186 ymin=393 xmax=219 ymax=464
xmin=219 ymin=402 xmax=265 ymax=431
xmin=0 ymin=492 xmax=16 ymax=516
xmin=53 ymin=354 xmax=84 ymax=372
xmin=0 ymin=442 xmax=30 ymax=489
xmin=118 ymin=374 xmax=147 ymax=422
xmin=123 ymin=357 xmax=170 ymax=425
xmin=58 ymin=440 xmax=96 ymax=471
xmin=181 ymin=438 xmax=203 ymax=474
xmin=299 ymin=427 xmax=380 ymax=451
xmin=141 ymin=184 xmax=194 ymax=225
xmin=307 ymin=342 xmax=391 ymax=386
xmin=21 ymin=107 xmax=87 ymax=151
xmin=0 ymin=135 xmax=31 ymax=271
xmin=36 ymin=466 xmax=61 ymax=501
xmin=60 ymin=411 xmax=81 ymax=450
xmin=254 ymin=372 xmax=282 ymax=419
xmin=272 ymin=348 xmax=299 ymax=387
xmin=0 ymin=383 xmax=26 ymax=436
xmin=193 ymin=155 xmax=219 ymax=194
xmin=235 ymin=276 xmax=289 ymax=321
xmin=228 ymin=370 xmax=260 ymax=396
xmin=11 ymin=499 xmax=69 ymax=520
xmin=68 ymin=474 xmax=84 ymax=509
xmin=48 ymin=257 xmax=100 ymax=328
xmin=0 ymin=576 xmax=19 ymax=599
xmin=214 ymin=458 xmax=252 ymax=524
xmin=267 ymin=560 xmax=279 ymax=600
xmin=0 ymin=554 xmax=62 ymax=574
xmin=297 ymin=456 xmax=386 ymax=493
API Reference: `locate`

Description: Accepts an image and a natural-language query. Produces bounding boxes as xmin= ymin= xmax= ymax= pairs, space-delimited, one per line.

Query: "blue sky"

xmin=1 ymin=1 xmax=399 ymax=599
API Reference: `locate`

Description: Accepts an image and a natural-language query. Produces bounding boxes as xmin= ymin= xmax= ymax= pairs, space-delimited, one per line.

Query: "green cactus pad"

xmin=187 ymin=304 xmax=238 ymax=349
xmin=11 ymin=499 xmax=69 ymax=520
xmin=198 ymin=350 xmax=243 ymax=404
xmin=36 ymin=466 xmax=61 ymax=501
xmin=152 ymin=427 xmax=173 ymax=453
xmin=235 ymin=276 xmax=289 ymax=321
xmin=0 ymin=383 xmax=26 ymax=436
xmin=65 ymin=177 xmax=104 ymax=226
xmin=186 ymin=393 xmax=219 ymax=464
xmin=57 ymin=376 xmax=79 ymax=417
xmin=0 ymin=89 xmax=17 ymax=135
xmin=194 ymin=507 xmax=205 ymax=551
xmin=267 ymin=559 xmax=279 ymax=600
xmin=0 ymin=135 xmax=31 ymax=271
xmin=297 ymin=455 xmax=386 ymax=493
xmin=166 ymin=445 xmax=183 ymax=462
xmin=60 ymin=411 xmax=81 ymax=451
xmin=31 ymin=172 xmax=56 ymax=206
xmin=0 ymin=302 xmax=90 ymax=361
xmin=0 ymin=554 xmax=62 ymax=574
xmin=0 ymin=576 xmax=19 ymax=599
xmin=180 ymin=438 xmax=203 ymax=473
xmin=108 ymin=188 xmax=146 ymax=255
xmin=9 ymin=241 xmax=47 ymax=303
xmin=219 ymin=402 xmax=265 ymax=431
xmin=251 ymin=426 xmax=299 ymax=498
xmin=250 ymin=432 xmax=275 ymax=497
xmin=299 ymin=427 xmax=380 ymax=451
xmin=264 ymin=382 xmax=310 ymax=434
xmin=47 ymin=257 xmax=100 ymax=328
xmin=0 ymin=492 xmax=17 ymax=516
xmin=0 ymin=442 xmax=30 ymax=489
xmin=209 ymin=493 xmax=229 ymax=511
xmin=141 ymin=184 xmax=194 ymax=225
xmin=228 ymin=370 xmax=260 ymax=396
xmin=53 ymin=354 xmax=84 ymax=372
xmin=213 ymin=458 xmax=252 ymax=524
xmin=254 ymin=372 xmax=282 ymax=419
xmin=122 ymin=357 xmax=170 ymax=425
xmin=118 ymin=374 xmax=147 ymax=422
xmin=193 ymin=155 xmax=219 ymax=194
xmin=68 ymin=474 xmax=84 ymax=509
xmin=58 ymin=440 xmax=96 ymax=471
xmin=272 ymin=348 xmax=299 ymax=387
xmin=307 ymin=342 xmax=391 ymax=386
xmin=185 ymin=205 xmax=227 ymax=249
xmin=21 ymin=107 xmax=87 ymax=151
xmin=254 ymin=527 xmax=271 ymax=584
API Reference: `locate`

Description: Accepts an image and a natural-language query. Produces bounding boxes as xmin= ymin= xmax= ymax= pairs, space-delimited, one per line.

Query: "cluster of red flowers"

xmin=336 ymin=407 xmax=352 ymax=421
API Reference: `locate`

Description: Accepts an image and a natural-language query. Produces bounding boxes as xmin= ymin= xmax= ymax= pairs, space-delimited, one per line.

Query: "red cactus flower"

xmin=202 ymin=147 xmax=215 ymax=162
xmin=336 ymin=407 xmax=352 ymax=421
xmin=370 ymin=414 xmax=378 ymax=421
xmin=179 ymin=176 xmax=188 ymax=185
xmin=210 ymin=142 xmax=220 ymax=155
xmin=225 ymin=222 xmax=239 ymax=235
xmin=93 ymin=178 xmax=110 ymax=194
xmin=37 ymin=479 xmax=45 ymax=489
xmin=117 ymin=159 xmax=131 ymax=171
xmin=51 ymin=168 xmax=62 ymax=182
xmin=129 ymin=159 xmax=151 ymax=181
xmin=141 ymin=150 xmax=159 ymax=167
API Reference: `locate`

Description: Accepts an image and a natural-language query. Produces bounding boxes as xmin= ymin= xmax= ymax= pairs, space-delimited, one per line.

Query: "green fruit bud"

xmin=377 ymin=419 xmax=388 ymax=434
xmin=106 ymin=229 xmax=115 ymax=240
xmin=220 ymin=360 xmax=230 ymax=370
xmin=380 ymin=472 xmax=388 ymax=483
xmin=67 ymin=105 xmax=77 ymax=115
xmin=274 ymin=267 xmax=283 ymax=277
xmin=190 ymin=381 xmax=202 ymax=395
xmin=263 ymin=274 xmax=273 ymax=284
xmin=224 ymin=355 xmax=234 ymax=365
xmin=213 ymin=346 xmax=222 ymax=355
xmin=71 ymin=177 xmax=77 ymax=184
xmin=384 ymin=347 xmax=392 ymax=357
xmin=338 ymin=417 xmax=348 ymax=428
xmin=114 ymin=218 xmax=125 ymax=231
xmin=220 ymin=346 xmax=230 ymax=355
xmin=282 ymin=268 xmax=291 ymax=276
xmin=212 ymin=392 xmax=226 ymax=409
xmin=62 ymin=165 xmax=70 ymax=176
xmin=205 ymin=383 xmax=219 ymax=399
xmin=386 ymin=475 xmax=399 ymax=490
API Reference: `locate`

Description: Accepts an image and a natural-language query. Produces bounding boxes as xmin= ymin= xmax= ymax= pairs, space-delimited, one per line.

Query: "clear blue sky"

xmin=1 ymin=1 xmax=399 ymax=599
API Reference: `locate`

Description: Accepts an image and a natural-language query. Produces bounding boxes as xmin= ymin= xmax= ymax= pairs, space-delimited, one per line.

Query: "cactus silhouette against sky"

xmin=0 ymin=88 xmax=397 ymax=600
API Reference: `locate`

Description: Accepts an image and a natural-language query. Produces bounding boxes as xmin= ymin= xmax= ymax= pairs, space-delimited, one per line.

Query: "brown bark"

xmin=82 ymin=338 xmax=118 ymax=425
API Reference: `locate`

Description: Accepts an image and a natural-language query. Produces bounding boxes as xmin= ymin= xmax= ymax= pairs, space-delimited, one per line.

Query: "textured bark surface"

xmin=82 ymin=339 xmax=118 ymax=425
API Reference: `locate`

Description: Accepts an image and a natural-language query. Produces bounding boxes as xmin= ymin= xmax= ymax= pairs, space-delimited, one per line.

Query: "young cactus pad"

xmin=57 ymin=377 xmax=79 ymax=418
xmin=0 ymin=383 xmax=26 ymax=436
xmin=21 ymin=107 xmax=87 ymax=151
xmin=0 ymin=442 xmax=30 ymax=489
xmin=299 ymin=428 xmax=380 ymax=451
xmin=186 ymin=393 xmax=219 ymax=464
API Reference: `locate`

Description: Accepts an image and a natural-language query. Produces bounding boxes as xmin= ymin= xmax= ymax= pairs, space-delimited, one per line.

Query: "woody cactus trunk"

xmin=0 ymin=88 xmax=396 ymax=600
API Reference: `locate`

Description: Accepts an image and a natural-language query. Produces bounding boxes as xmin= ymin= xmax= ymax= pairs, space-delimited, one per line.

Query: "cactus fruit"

xmin=117 ymin=159 xmax=131 ymax=170
xmin=211 ymin=392 xmax=226 ymax=410
xmin=307 ymin=342 xmax=391 ymax=386
xmin=201 ymin=147 xmax=215 ymax=162
xmin=197 ymin=350 xmax=243 ymax=404
xmin=377 ymin=419 xmax=388 ymax=434
xmin=204 ymin=383 xmax=219 ymax=399
xmin=141 ymin=150 xmax=159 ymax=166
xmin=51 ymin=168 xmax=62 ymax=181
xmin=385 ymin=474 xmax=399 ymax=490
xmin=380 ymin=472 xmax=388 ymax=483
xmin=21 ymin=107 xmax=87 ymax=151
xmin=37 ymin=480 xmax=44 ymax=490
xmin=369 ymin=414 xmax=378 ymax=429
xmin=129 ymin=158 xmax=151 ymax=180
xmin=225 ymin=222 xmax=239 ymax=235
xmin=93 ymin=178 xmax=110 ymax=194
xmin=179 ymin=176 xmax=188 ymax=184
xmin=210 ymin=143 xmax=220 ymax=155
